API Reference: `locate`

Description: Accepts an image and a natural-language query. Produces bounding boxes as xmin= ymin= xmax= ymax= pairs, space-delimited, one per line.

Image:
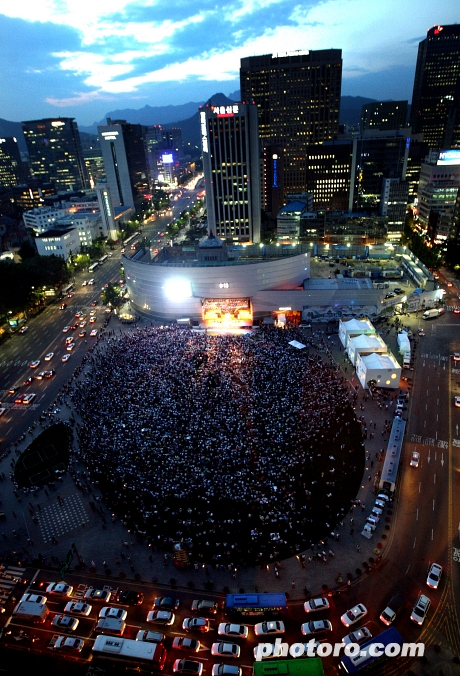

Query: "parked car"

xmin=217 ymin=623 xmax=249 ymax=639
xmin=191 ymin=599 xmax=218 ymax=614
xmin=46 ymin=583 xmax=73 ymax=596
xmin=172 ymin=637 xmax=200 ymax=651
xmin=84 ymin=588 xmax=111 ymax=602
xmin=340 ymin=604 xmax=368 ymax=627
xmin=211 ymin=642 xmax=240 ymax=659
xmin=153 ymin=597 xmax=180 ymax=611
xmin=18 ymin=325 xmax=29 ymax=334
xmin=116 ymin=590 xmax=144 ymax=605
xmin=301 ymin=620 xmax=332 ymax=636
xmin=99 ymin=606 xmax=127 ymax=621
xmin=52 ymin=615 xmax=79 ymax=631
xmin=254 ymin=621 xmax=285 ymax=636
xmin=304 ymin=597 xmax=330 ymax=613
xmin=54 ymin=636 xmax=84 ymax=652
xmin=146 ymin=609 xmax=175 ymax=625
xmin=342 ymin=626 xmax=372 ymax=646
xmin=64 ymin=601 xmax=92 ymax=616
xmin=182 ymin=617 xmax=210 ymax=633
xmin=173 ymin=659 xmax=203 ymax=675
xmin=136 ymin=630 xmax=165 ymax=643
xmin=212 ymin=666 xmax=242 ymax=676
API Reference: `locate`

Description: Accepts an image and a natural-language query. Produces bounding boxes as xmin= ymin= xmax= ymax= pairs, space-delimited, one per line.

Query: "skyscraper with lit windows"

xmin=240 ymin=50 xmax=342 ymax=196
xmin=200 ymin=101 xmax=261 ymax=244
xmin=22 ymin=118 xmax=88 ymax=193
xmin=410 ymin=24 xmax=460 ymax=150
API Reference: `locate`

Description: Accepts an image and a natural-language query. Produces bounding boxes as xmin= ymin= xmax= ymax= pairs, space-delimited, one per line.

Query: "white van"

xmin=96 ymin=617 xmax=126 ymax=635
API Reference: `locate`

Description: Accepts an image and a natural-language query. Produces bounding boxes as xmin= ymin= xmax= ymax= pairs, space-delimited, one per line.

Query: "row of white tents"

xmin=338 ymin=318 xmax=401 ymax=390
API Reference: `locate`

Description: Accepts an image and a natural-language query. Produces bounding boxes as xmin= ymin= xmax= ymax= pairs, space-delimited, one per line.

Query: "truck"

xmin=379 ymin=593 xmax=405 ymax=626
xmin=13 ymin=600 xmax=49 ymax=623
xmin=423 ymin=308 xmax=444 ymax=320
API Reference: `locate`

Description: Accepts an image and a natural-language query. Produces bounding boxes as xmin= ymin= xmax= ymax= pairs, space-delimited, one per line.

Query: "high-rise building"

xmin=0 ymin=136 xmax=27 ymax=188
xmin=305 ymin=140 xmax=352 ymax=211
xmin=240 ymin=50 xmax=342 ymax=195
xmin=98 ymin=119 xmax=149 ymax=210
xmin=410 ymin=24 xmax=460 ymax=150
xmin=22 ymin=118 xmax=88 ymax=193
xmin=200 ymin=102 xmax=261 ymax=243
xmin=380 ymin=178 xmax=409 ymax=241
xmin=360 ymin=101 xmax=408 ymax=133
xmin=145 ymin=125 xmax=182 ymax=185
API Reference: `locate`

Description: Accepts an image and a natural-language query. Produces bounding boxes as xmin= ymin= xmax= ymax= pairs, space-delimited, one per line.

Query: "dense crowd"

xmin=72 ymin=325 xmax=363 ymax=565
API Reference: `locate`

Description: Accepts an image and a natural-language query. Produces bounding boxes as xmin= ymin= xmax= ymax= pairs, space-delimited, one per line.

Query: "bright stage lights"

xmin=164 ymin=278 xmax=192 ymax=300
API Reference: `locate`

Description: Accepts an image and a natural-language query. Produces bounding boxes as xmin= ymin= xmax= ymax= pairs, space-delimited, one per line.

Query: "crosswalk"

xmin=0 ymin=565 xmax=25 ymax=603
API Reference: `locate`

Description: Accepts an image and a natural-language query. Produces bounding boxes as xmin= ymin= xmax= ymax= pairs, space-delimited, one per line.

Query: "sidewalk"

xmin=0 ymin=320 xmax=405 ymax=603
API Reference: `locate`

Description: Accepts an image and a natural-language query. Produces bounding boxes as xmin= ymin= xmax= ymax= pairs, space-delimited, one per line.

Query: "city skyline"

xmin=0 ymin=1 xmax=458 ymax=127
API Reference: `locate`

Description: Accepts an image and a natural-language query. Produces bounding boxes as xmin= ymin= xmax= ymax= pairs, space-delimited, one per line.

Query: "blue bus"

xmin=339 ymin=627 xmax=404 ymax=674
xmin=225 ymin=593 xmax=286 ymax=617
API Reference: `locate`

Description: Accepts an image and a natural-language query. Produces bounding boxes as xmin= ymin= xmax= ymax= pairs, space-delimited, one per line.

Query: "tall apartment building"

xmin=98 ymin=119 xmax=149 ymax=210
xmin=22 ymin=118 xmax=88 ymax=193
xmin=0 ymin=137 xmax=27 ymax=188
xmin=240 ymin=50 xmax=342 ymax=196
xmin=200 ymin=102 xmax=261 ymax=243
xmin=410 ymin=24 xmax=460 ymax=150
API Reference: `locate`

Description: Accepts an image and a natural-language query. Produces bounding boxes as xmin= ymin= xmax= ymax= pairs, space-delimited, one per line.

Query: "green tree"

xmin=102 ymin=282 xmax=122 ymax=308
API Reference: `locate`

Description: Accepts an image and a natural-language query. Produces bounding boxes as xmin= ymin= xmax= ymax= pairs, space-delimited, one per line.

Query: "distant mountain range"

xmin=0 ymin=94 xmax=381 ymax=156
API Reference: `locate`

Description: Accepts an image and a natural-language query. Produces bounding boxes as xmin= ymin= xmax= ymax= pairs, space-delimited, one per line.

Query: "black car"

xmin=23 ymin=377 xmax=34 ymax=385
xmin=153 ymin=596 xmax=180 ymax=611
xmin=116 ymin=590 xmax=144 ymax=605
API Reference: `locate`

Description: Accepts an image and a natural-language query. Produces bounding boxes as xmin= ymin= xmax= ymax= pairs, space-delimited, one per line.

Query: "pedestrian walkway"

xmin=0 ymin=319 xmax=407 ymax=602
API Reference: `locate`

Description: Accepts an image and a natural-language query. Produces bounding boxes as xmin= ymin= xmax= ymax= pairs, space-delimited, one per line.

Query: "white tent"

xmin=347 ymin=333 xmax=388 ymax=365
xmin=288 ymin=340 xmax=307 ymax=350
xmin=338 ymin=318 xmax=376 ymax=348
xmin=355 ymin=352 xmax=401 ymax=390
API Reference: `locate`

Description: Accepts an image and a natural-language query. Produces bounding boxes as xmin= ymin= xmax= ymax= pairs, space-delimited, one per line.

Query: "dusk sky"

xmin=0 ymin=1 xmax=458 ymax=127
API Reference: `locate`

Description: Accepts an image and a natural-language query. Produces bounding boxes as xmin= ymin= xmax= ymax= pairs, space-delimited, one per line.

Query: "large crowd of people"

xmin=72 ymin=325 xmax=364 ymax=566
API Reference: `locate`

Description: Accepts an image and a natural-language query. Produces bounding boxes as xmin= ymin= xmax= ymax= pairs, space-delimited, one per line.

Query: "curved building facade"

xmin=123 ymin=244 xmax=310 ymax=325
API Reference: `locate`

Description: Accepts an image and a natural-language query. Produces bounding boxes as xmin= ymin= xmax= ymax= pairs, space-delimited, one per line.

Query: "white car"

xmin=52 ymin=614 xmax=79 ymax=631
xmin=29 ymin=360 xmax=40 ymax=368
xmin=342 ymin=626 xmax=372 ymax=646
xmin=99 ymin=606 xmax=127 ymax=621
xmin=90 ymin=329 xmax=98 ymax=337
xmin=254 ymin=621 xmax=285 ymax=636
xmin=453 ymin=353 xmax=460 ymax=361
xmin=62 ymin=326 xmax=70 ymax=333
xmin=54 ymin=636 xmax=84 ymax=652
xmin=410 ymin=594 xmax=430 ymax=625
xmin=88 ymin=278 xmax=95 ymax=285
xmin=341 ymin=604 xmax=368 ymax=627
xmin=211 ymin=642 xmax=240 ymax=659
xmin=44 ymin=352 xmax=54 ymax=361
xmin=21 ymin=593 xmax=46 ymax=604
xmin=64 ymin=601 xmax=92 ymax=616
xmin=301 ymin=620 xmax=332 ymax=635
xmin=67 ymin=343 xmax=75 ymax=351
xmin=147 ymin=609 xmax=175 ymax=625
xmin=426 ymin=563 xmax=442 ymax=589
xmin=217 ymin=623 xmax=248 ymax=639
xmin=455 ymin=396 xmax=460 ymax=408
xmin=410 ymin=452 xmax=420 ymax=467
xmin=212 ymin=666 xmax=241 ymax=676
xmin=304 ymin=597 xmax=330 ymax=613
xmin=61 ymin=354 xmax=71 ymax=362
xmin=46 ymin=582 xmax=73 ymax=596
